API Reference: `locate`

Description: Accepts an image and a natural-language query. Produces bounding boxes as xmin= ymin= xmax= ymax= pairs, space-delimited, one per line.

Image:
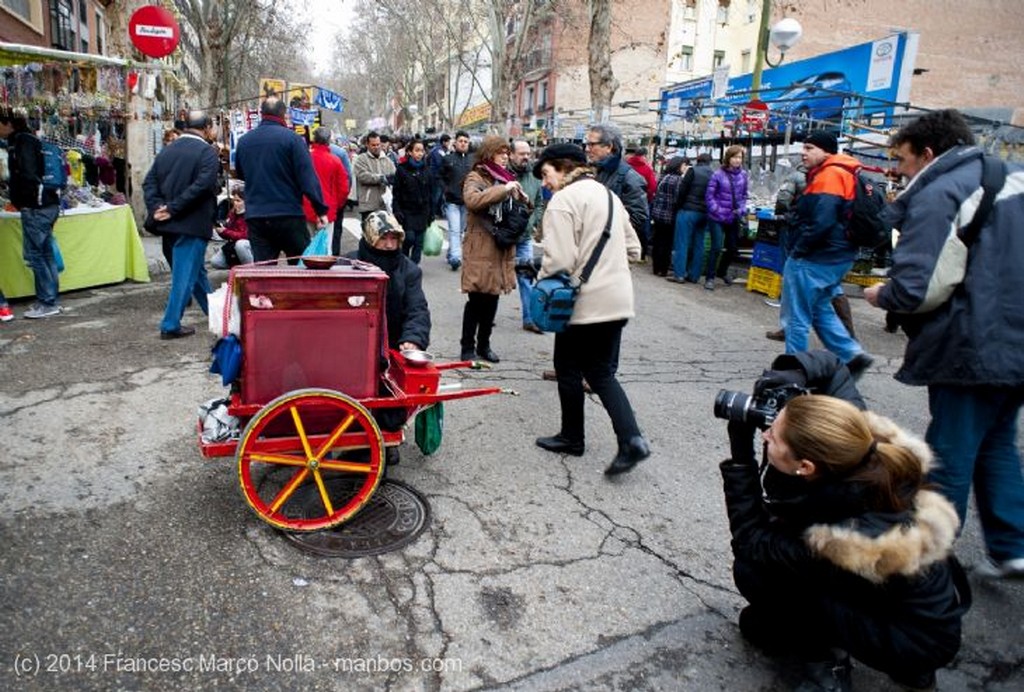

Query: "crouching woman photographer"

xmin=722 ymin=394 xmax=970 ymax=691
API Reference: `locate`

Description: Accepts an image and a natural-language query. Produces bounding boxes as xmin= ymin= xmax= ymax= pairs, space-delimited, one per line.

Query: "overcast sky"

xmin=306 ymin=0 xmax=354 ymax=74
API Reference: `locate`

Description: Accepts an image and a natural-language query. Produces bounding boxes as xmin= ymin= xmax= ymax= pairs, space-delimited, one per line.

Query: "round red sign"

xmin=128 ymin=6 xmax=180 ymax=59
xmin=740 ymin=99 xmax=770 ymax=131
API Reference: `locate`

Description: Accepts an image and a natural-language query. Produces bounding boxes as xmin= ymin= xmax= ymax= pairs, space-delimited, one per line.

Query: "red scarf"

xmin=262 ymin=114 xmax=288 ymax=126
xmin=482 ymin=160 xmax=516 ymax=184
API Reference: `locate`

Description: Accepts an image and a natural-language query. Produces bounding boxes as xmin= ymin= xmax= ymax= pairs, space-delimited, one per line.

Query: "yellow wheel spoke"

xmin=249 ymin=453 xmax=309 ymax=467
xmin=290 ymin=405 xmax=314 ymax=459
xmin=318 ymin=459 xmax=375 ymax=474
xmin=312 ymin=470 xmax=335 ymax=515
xmin=315 ymin=414 xmax=356 ymax=458
xmin=269 ymin=468 xmax=310 ymax=514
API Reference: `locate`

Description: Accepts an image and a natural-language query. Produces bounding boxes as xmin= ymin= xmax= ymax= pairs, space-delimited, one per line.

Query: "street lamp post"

xmin=750 ymin=0 xmax=803 ymax=98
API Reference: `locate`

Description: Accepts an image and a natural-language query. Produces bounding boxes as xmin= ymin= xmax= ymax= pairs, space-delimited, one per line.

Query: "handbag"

xmin=489 ymin=197 xmax=531 ymax=248
xmin=529 ymin=189 xmax=614 ymax=333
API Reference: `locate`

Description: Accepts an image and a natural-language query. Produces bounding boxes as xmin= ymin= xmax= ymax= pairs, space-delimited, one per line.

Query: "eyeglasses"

xmin=584 ymin=140 xmax=607 ymax=148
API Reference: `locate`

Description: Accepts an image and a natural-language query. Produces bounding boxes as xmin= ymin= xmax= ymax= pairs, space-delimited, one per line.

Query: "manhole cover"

xmin=282 ymin=478 xmax=431 ymax=557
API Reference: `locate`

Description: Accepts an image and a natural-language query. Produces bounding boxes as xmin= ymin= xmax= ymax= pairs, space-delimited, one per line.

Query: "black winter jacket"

xmin=142 ymin=133 xmax=220 ymax=239
xmin=721 ymin=437 xmax=968 ymax=675
xmin=392 ymin=160 xmax=435 ymax=233
xmin=6 ymin=131 xmax=60 ymax=210
xmin=594 ymin=154 xmax=649 ymax=236
xmin=349 ymin=240 xmax=431 ymax=350
xmin=676 ymin=162 xmax=712 ymax=213
xmin=721 ymin=352 xmax=969 ymax=678
xmin=442 ymin=151 xmax=473 ymax=204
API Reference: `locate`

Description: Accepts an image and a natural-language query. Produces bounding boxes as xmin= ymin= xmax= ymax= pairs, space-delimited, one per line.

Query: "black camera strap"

xmin=577 ymin=189 xmax=614 ymax=286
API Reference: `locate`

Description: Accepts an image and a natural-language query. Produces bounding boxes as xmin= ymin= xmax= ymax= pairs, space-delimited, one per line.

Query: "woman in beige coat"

xmin=459 ymin=136 xmax=527 ymax=362
xmin=532 ymin=143 xmax=650 ymax=477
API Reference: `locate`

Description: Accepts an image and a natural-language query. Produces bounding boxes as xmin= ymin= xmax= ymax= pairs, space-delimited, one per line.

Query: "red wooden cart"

xmin=198 ymin=260 xmax=501 ymax=532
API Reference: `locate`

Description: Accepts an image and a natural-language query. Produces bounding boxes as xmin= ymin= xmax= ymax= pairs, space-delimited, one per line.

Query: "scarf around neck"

xmin=482 ymin=160 xmax=516 ymax=184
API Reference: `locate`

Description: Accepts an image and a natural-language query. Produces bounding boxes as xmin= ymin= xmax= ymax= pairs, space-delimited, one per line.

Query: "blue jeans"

xmin=515 ymin=236 xmax=535 ymax=326
xmin=21 ymin=205 xmax=61 ymax=306
xmin=672 ymin=210 xmax=706 ymax=280
xmin=444 ymin=202 xmax=467 ymax=265
xmin=926 ymin=385 xmax=1024 ymax=561
xmin=161 ymin=235 xmax=211 ymax=333
xmin=782 ymin=257 xmax=861 ymax=361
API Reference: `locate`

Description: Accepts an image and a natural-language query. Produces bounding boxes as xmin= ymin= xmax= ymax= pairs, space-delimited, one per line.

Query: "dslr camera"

xmin=713 ymin=382 xmax=809 ymax=428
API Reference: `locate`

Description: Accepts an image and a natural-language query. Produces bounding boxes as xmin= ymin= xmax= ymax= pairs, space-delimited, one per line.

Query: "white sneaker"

xmin=24 ymin=303 xmax=61 ymax=319
xmin=973 ymin=556 xmax=1024 ymax=579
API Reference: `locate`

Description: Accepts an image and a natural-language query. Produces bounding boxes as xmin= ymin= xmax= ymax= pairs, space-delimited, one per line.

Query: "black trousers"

xmin=553 ymin=319 xmax=641 ymax=446
xmin=402 ymin=224 xmax=425 ymax=264
xmin=460 ymin=292 xmax=499 ymax=352
xmin=247 ymin=216 xmax=309 ymax=264
xmin=717 ymin=219 xmax=740 ymax=279
xmin=651 ymin=219 xmax=675 ymax=276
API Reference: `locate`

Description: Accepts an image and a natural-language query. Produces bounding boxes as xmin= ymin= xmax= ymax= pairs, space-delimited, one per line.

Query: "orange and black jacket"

xmin=788 ymin=153 xmax=859 ymax=263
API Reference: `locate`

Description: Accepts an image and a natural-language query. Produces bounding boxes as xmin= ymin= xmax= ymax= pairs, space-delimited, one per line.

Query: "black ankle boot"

xmin=460 ymin=348 xmax=475 ymax=361
xmin=605 ymin=436 xmax=651 ymax=476
xmin=476 ymin=346 xmax=500 ymax=363
xmin=536 ymin=434 xmax=585 ymax=456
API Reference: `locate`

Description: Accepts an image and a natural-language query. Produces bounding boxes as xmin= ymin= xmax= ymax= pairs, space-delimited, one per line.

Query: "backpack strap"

xmin=959 ymin=155 xmax=1006 ymax=247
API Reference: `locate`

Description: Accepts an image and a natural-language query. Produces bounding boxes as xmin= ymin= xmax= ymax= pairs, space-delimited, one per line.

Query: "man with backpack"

xmin=780 ymin=130 xmax=872 ymax=377
xmin=0 ymin=110 xmax=63 ymax=318
xmin=864 ymin=109 xmax=1024 ymax=579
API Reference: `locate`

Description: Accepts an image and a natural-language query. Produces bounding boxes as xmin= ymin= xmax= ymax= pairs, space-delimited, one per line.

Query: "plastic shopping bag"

xmin=414 ymin=403 xmax=444 ymax=455
xmin=300 ymin=228 xmax=331 ymax=266
xmin=423 ymin=220 xmax=444 ymax=257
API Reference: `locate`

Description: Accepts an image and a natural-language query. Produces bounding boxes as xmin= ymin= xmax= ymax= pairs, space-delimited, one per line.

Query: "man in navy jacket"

xmin=234 ymin=97 xmax=328 ymax=263
xmin=143 ymin=111 xmax=220 ymax=339
xmin=0 ymin=110 xmax=62 ymax=318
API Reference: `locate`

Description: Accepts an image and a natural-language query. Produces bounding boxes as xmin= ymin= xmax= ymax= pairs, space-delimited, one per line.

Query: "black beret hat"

xmin=533 ymin=142 xmax=587 ymax=178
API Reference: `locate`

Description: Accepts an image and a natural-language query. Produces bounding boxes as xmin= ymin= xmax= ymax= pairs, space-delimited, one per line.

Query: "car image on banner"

xmin=660 ymin=32 xmax=917 ymax=136
xmin=767 ymin=72 xmax=853 ymax=132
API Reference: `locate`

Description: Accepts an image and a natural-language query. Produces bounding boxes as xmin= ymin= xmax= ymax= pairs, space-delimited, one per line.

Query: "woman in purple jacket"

xmin=704 ymin=145 xmax=749 ymax=290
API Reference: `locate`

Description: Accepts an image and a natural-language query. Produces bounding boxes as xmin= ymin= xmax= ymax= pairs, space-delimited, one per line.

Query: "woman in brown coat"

xmin=459 ymin=136 xmax=528 ymax=362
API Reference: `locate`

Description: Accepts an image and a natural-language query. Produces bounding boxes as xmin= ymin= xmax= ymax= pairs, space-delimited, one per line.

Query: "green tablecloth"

xmin=0 ymin=204 xmax=150 ymax=299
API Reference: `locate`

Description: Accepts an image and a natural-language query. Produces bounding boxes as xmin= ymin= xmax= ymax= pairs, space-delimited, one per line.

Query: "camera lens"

xmin=714 ymin=389 xmax=753 ymax=422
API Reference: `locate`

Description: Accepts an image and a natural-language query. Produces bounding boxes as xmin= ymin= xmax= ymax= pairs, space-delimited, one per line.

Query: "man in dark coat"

xmin=441 ymin=131 xmax=473 ymax=270
xmin=234 ymin=97 xmax=328 ymax=263
xmin=585 ymin=123 xmax=649 ymax=246
xmin=864 ymin=109 xmax=1024 ymax=579
xmin=143 ymin=111 xmax=220 ymax=339
xmin=0 ymin=109 xmax=62 ymax=318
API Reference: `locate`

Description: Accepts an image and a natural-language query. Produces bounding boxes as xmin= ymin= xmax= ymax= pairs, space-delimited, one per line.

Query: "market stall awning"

xmin=0 ymin=41 xmax=174 ymax=71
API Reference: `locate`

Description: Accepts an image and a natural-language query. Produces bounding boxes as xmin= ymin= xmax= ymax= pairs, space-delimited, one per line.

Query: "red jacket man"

xmin=304 ymin=128 xmax=349 ymax=226
xmin=626 ymin=150 xmax=657 ymax=204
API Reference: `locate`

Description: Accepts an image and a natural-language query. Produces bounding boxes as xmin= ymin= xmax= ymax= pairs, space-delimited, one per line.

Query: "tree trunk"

xmin=588 ymin=0 xmax=618 ymax=121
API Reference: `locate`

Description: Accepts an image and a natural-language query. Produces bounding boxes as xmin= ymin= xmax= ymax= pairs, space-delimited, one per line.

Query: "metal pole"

xmin=750 ymin=0 xmax=772 ymax=98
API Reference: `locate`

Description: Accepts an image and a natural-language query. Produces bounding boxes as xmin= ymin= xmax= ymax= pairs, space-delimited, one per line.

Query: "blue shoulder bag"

xmin=529 ymin=189 xmax=614 ymax=333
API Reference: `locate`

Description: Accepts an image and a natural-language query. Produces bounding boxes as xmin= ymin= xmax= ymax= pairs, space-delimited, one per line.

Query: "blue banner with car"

xmin=660 ymin=31 xmax=919 ymax=133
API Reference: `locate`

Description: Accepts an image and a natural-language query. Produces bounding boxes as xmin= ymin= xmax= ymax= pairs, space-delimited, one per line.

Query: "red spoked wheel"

xmin=237 ymin=388 xmax=385 ymax=532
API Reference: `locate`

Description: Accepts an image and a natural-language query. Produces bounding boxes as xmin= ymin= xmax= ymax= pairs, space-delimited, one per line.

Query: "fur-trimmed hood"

xmin=803 ymin=412 xmax=960 ymax=583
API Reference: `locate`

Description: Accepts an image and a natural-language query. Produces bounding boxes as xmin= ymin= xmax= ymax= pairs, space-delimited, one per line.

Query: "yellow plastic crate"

xmin=746 ymin=266 xmax=782 ymax=299
xmin=843 ymin=273 xmax=887 ymax=287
